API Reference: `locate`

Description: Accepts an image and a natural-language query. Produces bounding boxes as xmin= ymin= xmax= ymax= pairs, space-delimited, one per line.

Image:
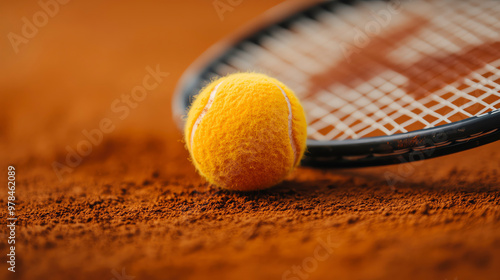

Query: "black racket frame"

xmin=173 ymin=0 xmax=500 ymax=168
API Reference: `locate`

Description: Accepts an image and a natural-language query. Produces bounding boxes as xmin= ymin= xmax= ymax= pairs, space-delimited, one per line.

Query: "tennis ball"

xmin=184 ymin=73 xmax=307 ymax=191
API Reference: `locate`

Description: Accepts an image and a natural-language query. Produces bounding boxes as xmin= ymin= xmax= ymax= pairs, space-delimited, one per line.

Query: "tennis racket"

xmin=173 ymin=0 xmax=500 ymax=167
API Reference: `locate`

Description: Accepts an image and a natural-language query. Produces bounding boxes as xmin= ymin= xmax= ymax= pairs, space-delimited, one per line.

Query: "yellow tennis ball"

xmin=184 ymin=73 xmax=307 ymax=191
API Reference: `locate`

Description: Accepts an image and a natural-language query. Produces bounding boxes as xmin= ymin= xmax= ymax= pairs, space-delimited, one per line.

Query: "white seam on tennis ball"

xmin=190 ymin=81 xmax=223 ymax=150
xmin=274 ymin=83 xmax=297 ymax=165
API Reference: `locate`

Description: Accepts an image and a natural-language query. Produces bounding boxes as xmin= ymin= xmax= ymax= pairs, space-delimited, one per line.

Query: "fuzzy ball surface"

xmin=184 ymin=73 xmax=307 ymax=191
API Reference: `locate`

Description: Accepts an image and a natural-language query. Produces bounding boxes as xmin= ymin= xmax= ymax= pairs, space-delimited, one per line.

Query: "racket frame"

xmin=173 ymin=0 xmax=500 ymax=168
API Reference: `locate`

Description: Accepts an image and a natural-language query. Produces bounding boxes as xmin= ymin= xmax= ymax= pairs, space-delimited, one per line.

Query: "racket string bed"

xmin=209 ymin=0 xmax=500 ymax=141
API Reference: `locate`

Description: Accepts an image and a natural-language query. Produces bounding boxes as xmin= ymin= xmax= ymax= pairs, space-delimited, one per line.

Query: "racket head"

xmin=174 ymin=0 xmax=500 ymax=167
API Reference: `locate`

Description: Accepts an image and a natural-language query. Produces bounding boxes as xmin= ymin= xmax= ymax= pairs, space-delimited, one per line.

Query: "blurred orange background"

xmin=0 ymin=0 xmax=289 ymax=166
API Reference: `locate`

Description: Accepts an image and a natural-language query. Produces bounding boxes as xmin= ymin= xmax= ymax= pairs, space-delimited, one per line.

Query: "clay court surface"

xmin=1 ymin=1 xmax=500 ymax=279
